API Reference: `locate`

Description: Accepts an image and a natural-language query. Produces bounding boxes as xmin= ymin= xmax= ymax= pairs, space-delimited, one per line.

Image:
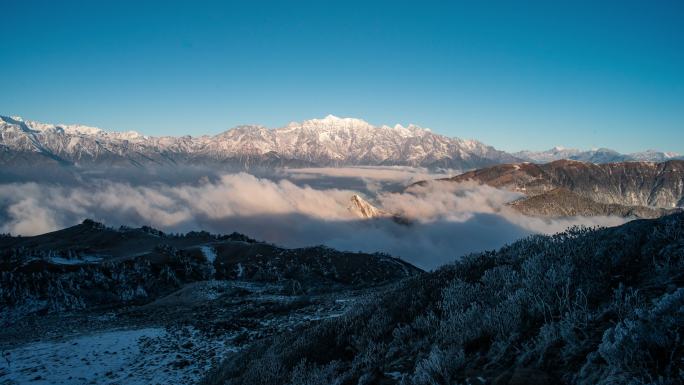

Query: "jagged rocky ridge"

xmin=205 ymin=212 xmax=684 ymax=385
xmin=2 ymin=115 xmax=679 ymax=173
xmin=0 ymin=115 xmax=518 ymax=170
xmin=415 ymin=159 xmax=684 ymax=218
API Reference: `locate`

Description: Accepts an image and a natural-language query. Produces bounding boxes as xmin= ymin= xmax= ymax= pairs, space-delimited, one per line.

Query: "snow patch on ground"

xmin=48 ymin=255 xmax=102 ymax=265
xmin=149 ymin=280 xmax=232 ymax=305
xmin=200 ymin=246 xmax=217 ymax=264
xmin=0 ymin=326 xmax=235 ymax=385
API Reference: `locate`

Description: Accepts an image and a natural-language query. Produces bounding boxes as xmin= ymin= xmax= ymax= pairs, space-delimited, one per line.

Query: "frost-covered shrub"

xmin=521 ymin=255 xmax=574 ymax=321
xmin=0 ymin=245 xmax=214 ymax=321
xmin=610 ymin=284 xmax=643 ymax=322
xmin=579 ymin=289 xmax=684 ymax=384
xmin=410 ymin=346 xmax=464 ymax=385
xmin=236 ymin=352 xmax=286 ymax=385
xmin=288 ymin=359 xmax=344 ymax=385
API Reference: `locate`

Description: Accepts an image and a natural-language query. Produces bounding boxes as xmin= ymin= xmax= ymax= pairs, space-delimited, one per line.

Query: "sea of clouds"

xmin=0 ymin=167 xmax=626 ymax=270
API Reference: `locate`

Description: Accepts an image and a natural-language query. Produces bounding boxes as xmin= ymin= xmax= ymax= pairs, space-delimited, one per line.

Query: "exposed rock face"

xmin=347 ymin=194 xmax=412 ymax=225
xmin=0 ymin=115 xmax=517 ymax=170
xmin=348 ymin=194 xmax=388 ymax=219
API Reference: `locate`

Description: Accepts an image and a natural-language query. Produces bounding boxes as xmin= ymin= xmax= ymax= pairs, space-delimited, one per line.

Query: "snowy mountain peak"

xmin=318 ymin=114 xmax=363 ymax=124
xmin=323 ymin=114 xmax=342 ymax=121
xmin=300 ymin=115 xmax=373 ymax=129
xmin=58 ymin=124 xmax=105 ymax=136
xmin=114 ymin=130 xmax=144 ymax=140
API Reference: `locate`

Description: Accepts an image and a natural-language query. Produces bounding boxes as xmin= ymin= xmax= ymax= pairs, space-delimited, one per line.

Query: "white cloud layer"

xmin=283 ymin=166 xmax=451 ymax=184
xmin=0 ymin=172 xmax=627 ymax=270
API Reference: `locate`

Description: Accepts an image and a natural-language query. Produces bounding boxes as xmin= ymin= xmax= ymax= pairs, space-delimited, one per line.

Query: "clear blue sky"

xmin=1 ymin=0 xmax=682 ymax=153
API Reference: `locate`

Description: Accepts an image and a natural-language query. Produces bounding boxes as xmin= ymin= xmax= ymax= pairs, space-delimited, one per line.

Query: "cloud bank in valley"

xmin=0 ymin=170 xmax=627 ymax=269
xmin=277 ymin=166 xmax=456 ymax=196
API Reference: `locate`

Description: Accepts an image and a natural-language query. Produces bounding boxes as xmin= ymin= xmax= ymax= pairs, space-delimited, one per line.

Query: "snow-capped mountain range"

xmin=513 ymin=146 xmax=681 ymax=164
xmin=1 ymin=114 xmax=679 ymax=170
xmin=0 ymin=114 xmax=518 ymax=170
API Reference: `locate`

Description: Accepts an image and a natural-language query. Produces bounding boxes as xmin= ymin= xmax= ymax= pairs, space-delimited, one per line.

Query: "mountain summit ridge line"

xmin=1 ymin=114 xmax=680 ymax=169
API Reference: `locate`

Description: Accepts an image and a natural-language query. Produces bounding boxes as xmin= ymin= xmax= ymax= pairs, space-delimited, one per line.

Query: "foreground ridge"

xmin=208 ymin=212 xmax=684 ymax=384
xmin=0 ymin=219 xmax=421 ymax=384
